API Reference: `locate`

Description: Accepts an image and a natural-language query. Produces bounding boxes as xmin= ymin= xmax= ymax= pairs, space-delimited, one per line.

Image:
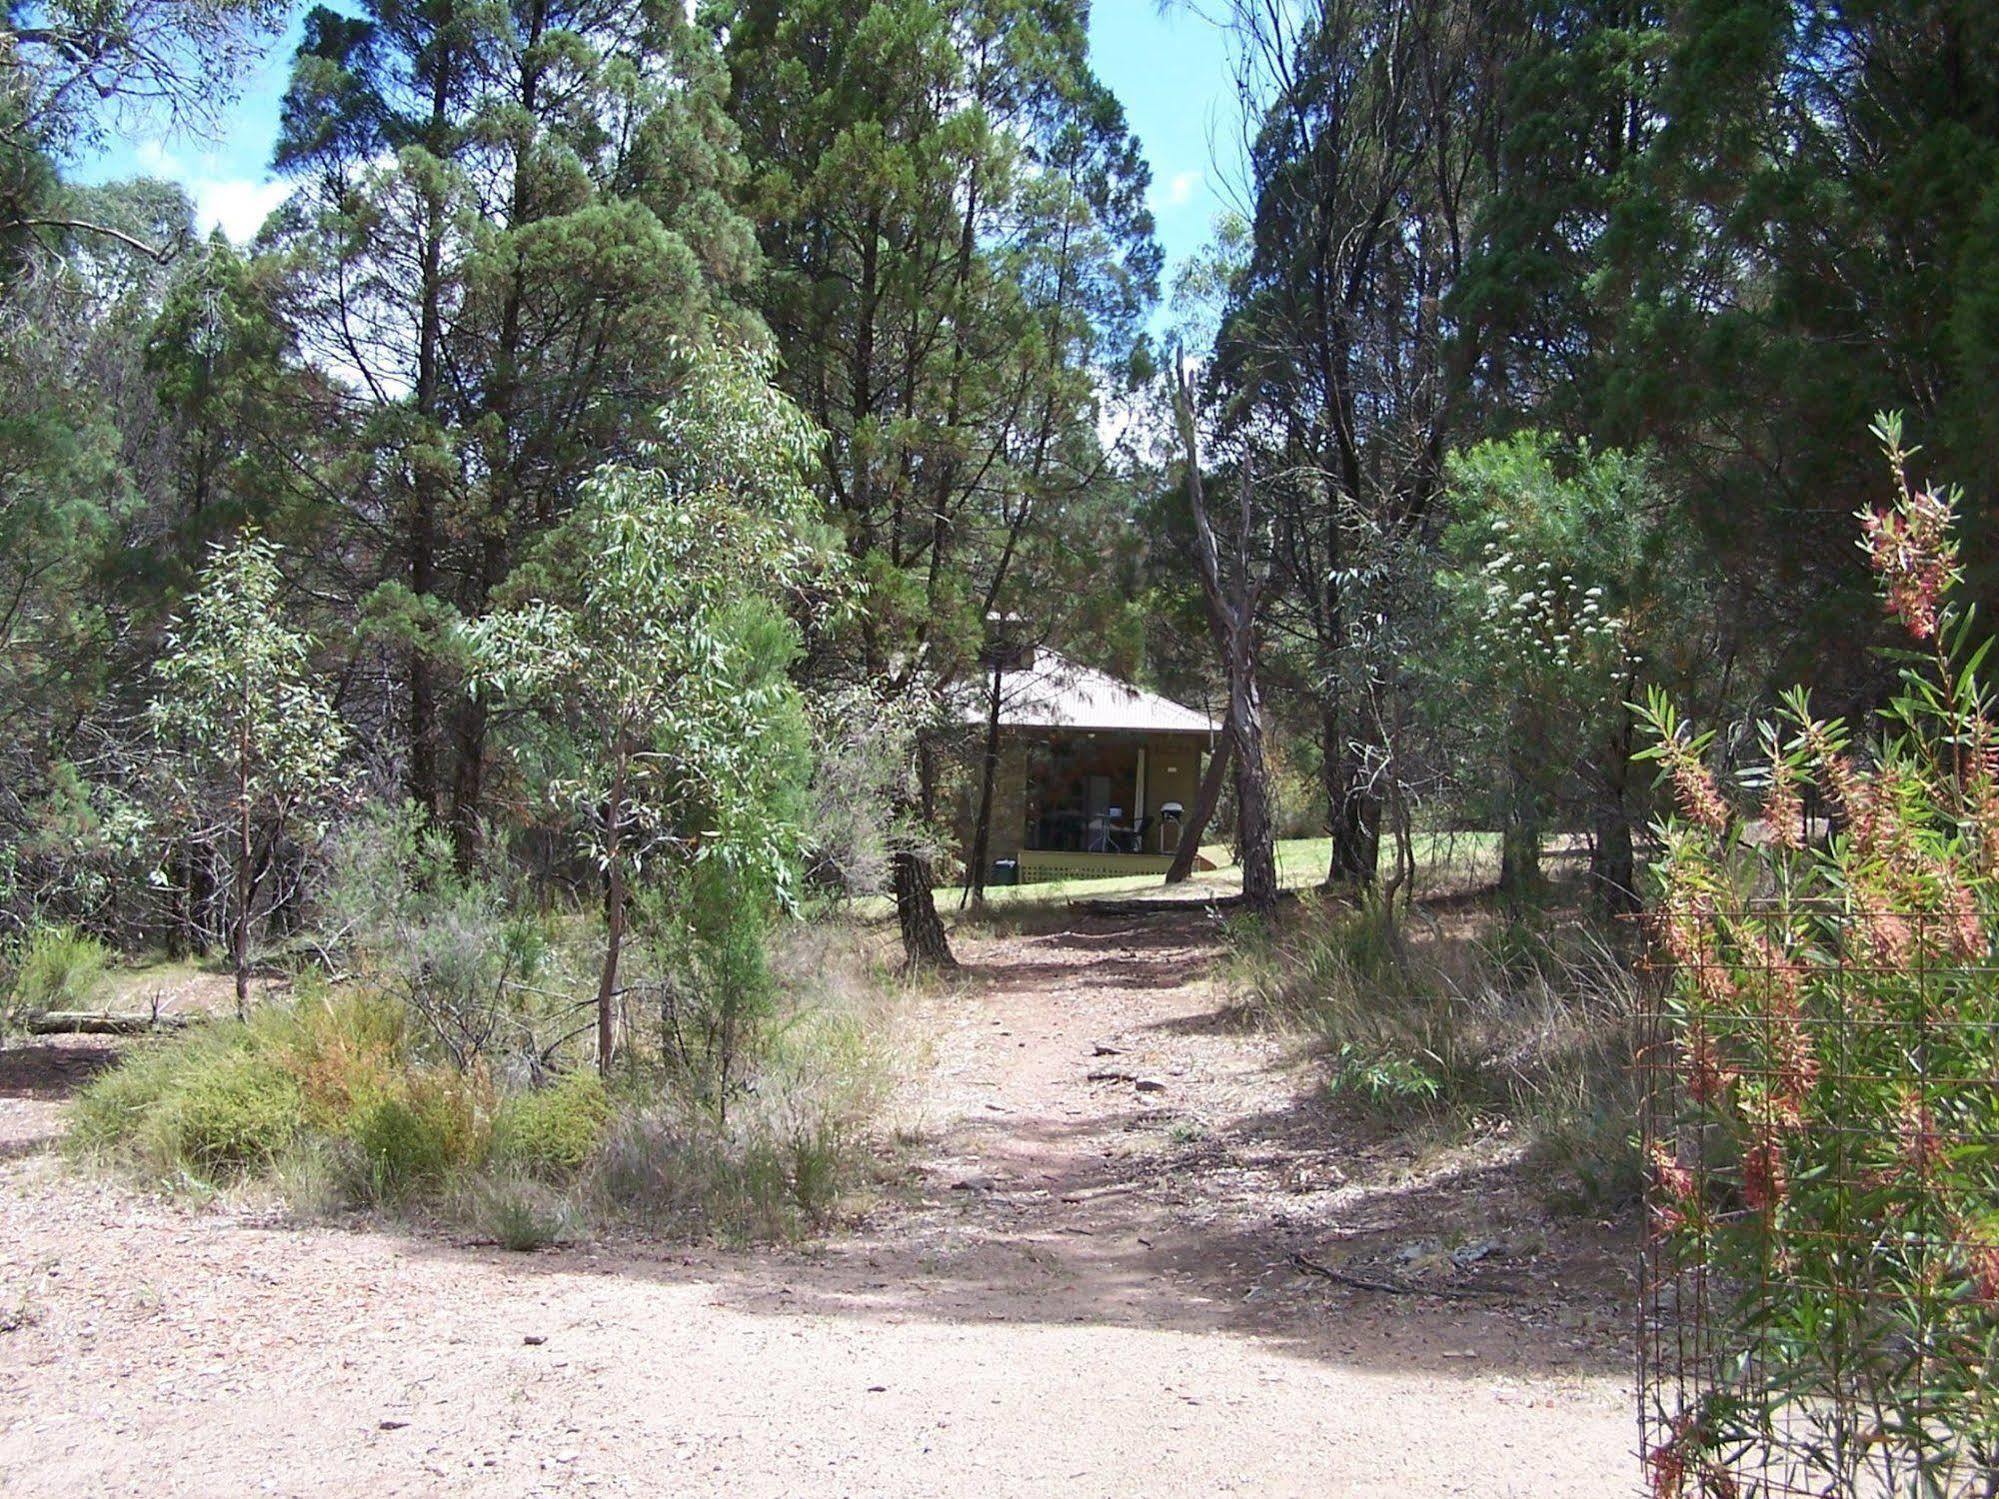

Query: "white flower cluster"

xmin=1474 ymin=518 xmax=1630 ymax=682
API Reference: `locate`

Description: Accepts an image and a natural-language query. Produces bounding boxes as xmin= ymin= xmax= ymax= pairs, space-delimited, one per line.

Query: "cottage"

xmin=961 ymin=649 xmax=1220 ymax=884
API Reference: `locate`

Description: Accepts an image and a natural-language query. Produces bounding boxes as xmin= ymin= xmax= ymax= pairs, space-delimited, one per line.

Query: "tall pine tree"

xmin=722 ymin=0 xmax=1158 ymax=965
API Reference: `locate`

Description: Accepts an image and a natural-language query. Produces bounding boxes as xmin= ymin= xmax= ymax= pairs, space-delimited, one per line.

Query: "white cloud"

xmin=192 ymin=177 xmax=291 ymax=242
xmin=1156 ymin=169 xmax=1204 ymax=211
xmin=126 ymin=138 xmax=291 ymax=243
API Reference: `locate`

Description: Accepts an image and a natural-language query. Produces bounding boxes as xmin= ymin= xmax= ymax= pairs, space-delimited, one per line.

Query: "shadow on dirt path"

xmin=406 ymin=910 xmax=1633 ymax=1384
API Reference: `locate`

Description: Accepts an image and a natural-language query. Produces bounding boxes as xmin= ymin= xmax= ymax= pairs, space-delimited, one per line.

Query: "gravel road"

xmin=0 ymin=914 xmax=1638 ymax=1496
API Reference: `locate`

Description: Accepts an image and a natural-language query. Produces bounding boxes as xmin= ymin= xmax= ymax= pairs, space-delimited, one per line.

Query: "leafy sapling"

xmin=150 ymin=533 xmax=348 ymax=1016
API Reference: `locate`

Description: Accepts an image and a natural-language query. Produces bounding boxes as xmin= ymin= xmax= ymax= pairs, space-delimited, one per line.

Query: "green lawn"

xmin=886 ymin=830 xmax=1502 ymax=916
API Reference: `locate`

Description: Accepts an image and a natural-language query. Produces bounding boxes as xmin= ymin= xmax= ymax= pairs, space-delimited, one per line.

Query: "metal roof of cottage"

xmin=963 ymin=649 xmax=1219 ymax=735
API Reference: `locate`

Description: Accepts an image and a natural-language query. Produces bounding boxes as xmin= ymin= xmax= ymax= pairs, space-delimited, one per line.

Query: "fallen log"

xmin=21 ymin=1010 xmax=193 ymax=1036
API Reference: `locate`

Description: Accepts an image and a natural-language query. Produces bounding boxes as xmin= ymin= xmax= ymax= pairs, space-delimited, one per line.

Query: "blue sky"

xmin=78 ymin=1 xmax=1237 ymax=295
xmin=1088 ymin=0 xmax=1238 ymax=290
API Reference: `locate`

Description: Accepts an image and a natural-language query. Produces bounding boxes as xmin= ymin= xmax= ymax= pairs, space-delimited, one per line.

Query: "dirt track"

xmin=0 ymin=914 xmax=1638 ymax=1496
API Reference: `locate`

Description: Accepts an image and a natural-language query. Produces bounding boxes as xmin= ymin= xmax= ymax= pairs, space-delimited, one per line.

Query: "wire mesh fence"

xmin=1640 ymin=902 xmax=1999 ymax=1497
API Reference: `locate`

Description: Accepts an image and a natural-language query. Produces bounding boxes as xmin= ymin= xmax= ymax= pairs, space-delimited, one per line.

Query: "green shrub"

xmin=1326 ymin=1042 xmax=1442 ymax=1107
xmin=67 ymin=987 xmax=477 ymax=1201
xmin=459 ymin=1171 xmax=577 ymax=1251
xmin=1243 ymin=901 xmax=1505 ymax=1114
xmin=137 ymin=1047 xmax=304 ymax=1182
xmin=7 ymin=923 xmax=110 ymax=1025
xmin=270 ymin=1136 xmax=364 ymax=1217
xmin=584 ymin=1107 xmax=814 ymax=1241
xmin=346 ymin=1093 xmax=447 ymax=1201
xmin=323 ymin=805 xmax=580 ymax=1071
xmin=776 ymin=1125 xmax=846 ymax=1222
xmin=68 ymin=1040 xmax=193 ymax=1160
xmin=491 ymin=1071 xmax=611 ymax=1178
xmin=63 ymin=916 xmax=903 ymax=1244
xmin=621 ymin=1120 xmax=859 ymax=1239
xmin=71 ymin=1021 xmax=305 ymax=1185
xmin=633 ymin=862 xmax=781 ymax=1115
xmin=284 ymin=998 xmax=406 ymax=1131
xmin=1525 ymin=1084 xmax=1642 ymax=1215
xmin=344 ymin=1073 xmax=483 ymax=1204
xmin=586 ymin=993 xmax=892 ymax=1242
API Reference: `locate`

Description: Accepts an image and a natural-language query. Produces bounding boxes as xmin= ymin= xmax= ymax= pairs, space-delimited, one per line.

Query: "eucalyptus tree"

xmin=463 ymin=342 xmax=840 ymax=1072
xmin=1207 ymin=0 xmax=1509 ymax=889
xmin=270 ymin=0 xmax=759 ymax=857
xmin=0 ymin=1 xmax=286 ymax=260
xmin=721 ymin=0 xmax=1158 ymax=966
xmin=1173 ymin=361 xmax=1278 ymax=913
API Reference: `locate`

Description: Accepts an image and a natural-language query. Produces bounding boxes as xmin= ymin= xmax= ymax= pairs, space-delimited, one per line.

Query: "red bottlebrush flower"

xmin=1649 ymin=1411 xmax=1728 ymax=1499
xmin=1803 ymin=729 xmax=1887 ymax=851
xmin=1681 ymin=1024 xmax=1734 ymax=1107
xmin=1862 ymin=481 xmax=1958 ymax=640
xmin=1651 ymin=1142 xmax=1695 ymax=1200
xmin=1657 ymin=893 xmax=1729 ymax=1000
xmin=1748 ymin=933 xmax=1804 ymax=1009
xmin=1742 ymin=1131 xmax=1788 ymax=1214
xmin=1770 ymin=1027 xmax=1818 ymax=1131
xmin=1658 ymin=894 xmax=1709 ymax=969
xmin=1649 ymin=1142 xmax=1697 ymax=1236
xmin=1763 ymin=760 xmax=1803 ymax=851
xmin=1946 ymin=881 xmax=1984 ymax=960
xmin=1898 ymin=1090 xmax=1941 ymax=1181
xmin=1648 ymin=1440 xmax=1687 ymax=1499
xmin=1863 ymin=906 xmax=1913 ymax=968
xmin=1804 ymin=725 xmax=1853 ymax=803
xmin=1746 ymin=933 xmax=1816 ymax=1125
xmin=1969 ymin=742 xmax=1999 ymax=876
xmin=1844 ymin=776 xmax=1895 ymax=857
xmin=1670 ymin=757 xmax=1730 ymax=835
xmin=1959 ymin=1219 xmax=1999 ymax=1304
xmin=1694 ymin=958 xmax=1736 ymax=1007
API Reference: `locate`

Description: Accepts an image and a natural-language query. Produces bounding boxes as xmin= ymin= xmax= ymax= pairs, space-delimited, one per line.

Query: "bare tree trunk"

xmin=1230 ymin=691 xmax=1279 ymax=913
xmin=1329 ymin=793 xmax=1380 ymax=886
xmin=233 ymin=716 xmax=251 ymax=1019
xmin=1498 ymin=805 xmax=1542 ymax=899
xmin=1590 ymin=696 xmax=1640 ymax=917
xmin=233 ymin=812 xmax=251 ymax=1019
xmin=1174 ymin=361 xmax=1278 ymax=915
xmin=893 ymin=848 xmax=955 ymax=970
xmin=963 ymin=660 xmax=1004 ymax=909
xmin=893 ymin=733 xmax=957 ymax=970
xmin=450 ymin=698 xmax=486 ymax=870
xmin=1592 ymin=802 xmax=1635 ymax=912
xmin=175 ymin=834 xmax=201 ymax=959
xmin=594 ymin=748 xmax=627 ymax=1074
xmin=1166 ymin=723 xmax=1234 ymax=884
xmin=1374 ymin=693 xmax=1416 ymax=944
xmin=1324 ymin=709 xmax=1382 ymax=889
xmin=407 ymin=604 xmax=439 ymax=820
xmin=596 ymin=854 xmax=623 ymax=1074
